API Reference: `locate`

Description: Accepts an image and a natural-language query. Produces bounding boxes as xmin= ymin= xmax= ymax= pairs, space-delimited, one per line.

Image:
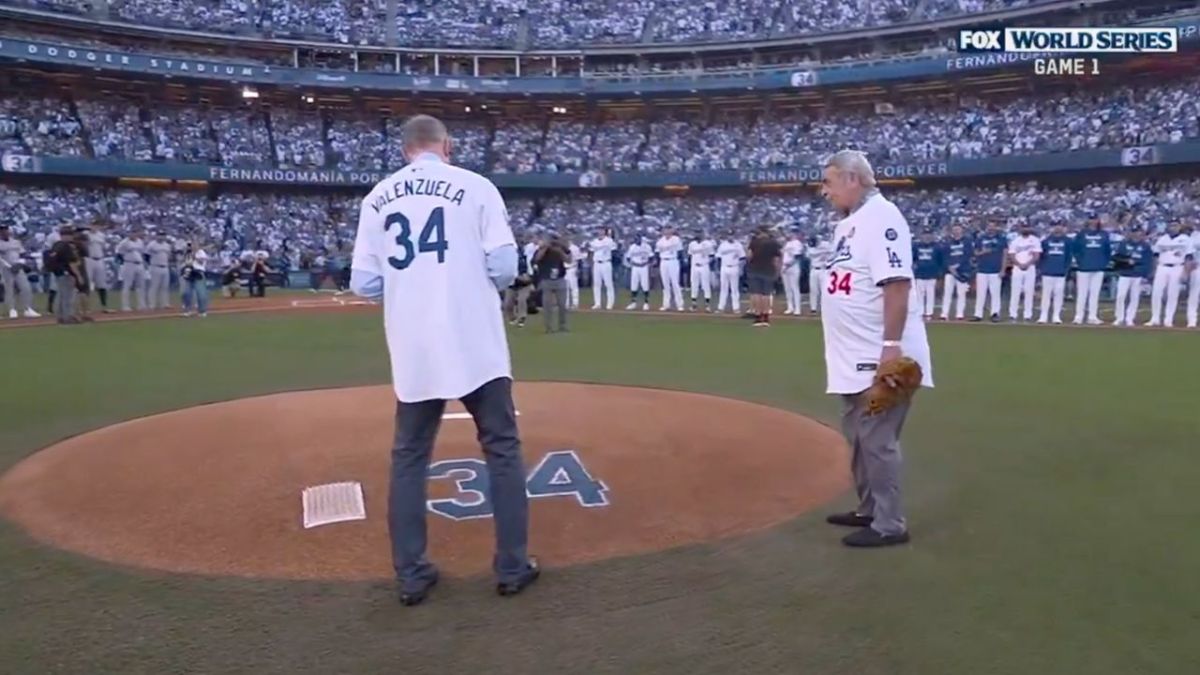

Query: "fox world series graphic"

xmin=956 ymin=26 xmax=1180 ymax=76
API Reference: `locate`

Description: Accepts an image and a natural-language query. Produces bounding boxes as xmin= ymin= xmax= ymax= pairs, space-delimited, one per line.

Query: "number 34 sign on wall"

xmin=427 ymin=450 xmax=610 ymax=520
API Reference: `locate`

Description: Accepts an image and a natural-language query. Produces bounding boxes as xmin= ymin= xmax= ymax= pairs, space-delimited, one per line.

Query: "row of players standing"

xmin=915 ymin=218 xmax=1199 ymax=327
xmin=517 ymin=226 xmax=833 ymax=315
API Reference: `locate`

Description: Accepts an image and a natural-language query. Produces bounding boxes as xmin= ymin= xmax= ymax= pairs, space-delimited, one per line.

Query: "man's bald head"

xmin=402 ymin=115 xmax=451 ymax=162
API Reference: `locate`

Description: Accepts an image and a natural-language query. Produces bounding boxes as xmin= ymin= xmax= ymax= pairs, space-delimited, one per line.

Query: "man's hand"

xmin=880 ymin=344 xmax=902 ymax=365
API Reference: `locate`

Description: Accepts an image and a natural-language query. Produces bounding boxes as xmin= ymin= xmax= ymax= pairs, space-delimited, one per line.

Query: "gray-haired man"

xmin=818 ymin=150 xmax=934 ymax=548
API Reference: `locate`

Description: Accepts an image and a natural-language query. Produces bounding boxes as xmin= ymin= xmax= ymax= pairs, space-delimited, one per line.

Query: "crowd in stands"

xmin=3 ymin=75 xmax=1197 ymax=172
xmin=3 ymin=179 xmax=1197 ymax=274
xmin=0 ymin=0 xmax=1064 ymax=47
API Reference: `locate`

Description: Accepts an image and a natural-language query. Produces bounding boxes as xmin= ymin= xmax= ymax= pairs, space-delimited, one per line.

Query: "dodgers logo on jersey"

xmin=827 ymin=235 xmax=853 ymax=269
xmin=885 ymin=228 xmax=898 ymax=241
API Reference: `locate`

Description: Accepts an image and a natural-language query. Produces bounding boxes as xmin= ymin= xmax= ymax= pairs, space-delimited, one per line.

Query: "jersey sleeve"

xmin=865 ymin=210 xmax=914 ymax=285
xmin=477 ymin=180 xmax=516 ymax=254
xmin=351 ymin=194 xmax=383 ymax=275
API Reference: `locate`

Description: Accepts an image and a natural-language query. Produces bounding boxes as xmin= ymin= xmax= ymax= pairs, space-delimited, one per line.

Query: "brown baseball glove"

xmin=863 ymin=357 xmax=923 ymax=416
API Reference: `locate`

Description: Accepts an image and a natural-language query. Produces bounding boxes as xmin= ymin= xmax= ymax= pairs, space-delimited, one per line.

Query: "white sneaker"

xmin=1144 ymin=320 xmax=1160 ymax=327
xmin=1052 ymin=319 xmax=1063 ymax=324
xmin=591 ymin=305 xmax=600 ymax=310
xmin=676 ymin=306 xmax=685 ymax=312
xmin=1087 ymin=319 xmax=1102 ymax=326
xmin=642 ymin=303 xmax=649 ymax=310
xmin=23 ymin=309 xmax=41 ymax=318
xmin=1111 ymin=319 xmax=1122 ymax=326
xmin=626 ymin=302 xmax=637 ymax=310
xmin=198 ymin=312 xmax=207 ymax=318
xmin=183 ymin=311 xmax=194 ymax=318
xmin=1036 ymin=319 xmax=1047 ymax=324
xmin=7 ymin=309 xmax=16 ymax=319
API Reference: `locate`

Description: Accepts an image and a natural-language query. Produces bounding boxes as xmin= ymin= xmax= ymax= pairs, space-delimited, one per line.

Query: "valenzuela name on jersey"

xmin=367 ymin=177 xmax=466 ymax=214
xmin=958 ymin=27 xmax=1178 ymax=53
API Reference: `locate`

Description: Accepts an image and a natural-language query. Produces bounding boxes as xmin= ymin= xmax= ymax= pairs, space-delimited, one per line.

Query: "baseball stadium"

xmin=1 ymin=0 xmax=1199 ymax=673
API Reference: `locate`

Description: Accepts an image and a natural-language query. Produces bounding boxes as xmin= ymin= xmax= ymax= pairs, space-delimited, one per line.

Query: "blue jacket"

xmin=974 ymin=231 xmax=1007 ymax=274
xmin=1117 ymin=240 xmax=1154 ymax=278
xmin=1073 ymin=229 xmax=1112 ymax=272
xmin=942 ymin=237 xmax=974 ymax=280
xmin=1040 ymin=235 xmax=1072 ymax=276
xmin=912 ymin=241 xmax=943 ymax=280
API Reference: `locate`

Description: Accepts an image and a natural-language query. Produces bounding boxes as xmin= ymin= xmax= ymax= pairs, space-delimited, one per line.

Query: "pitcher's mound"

xmin=0 ymin=383 xmax=848 ymax=580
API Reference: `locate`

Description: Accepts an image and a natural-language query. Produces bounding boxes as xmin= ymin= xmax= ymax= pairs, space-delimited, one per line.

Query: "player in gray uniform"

xmin=146 ymin=232 xmax=173 ymax=310
xmin=0 ymin=224 xmax=39 ymax=319
xmin=83 ymin=221 xmax=113 ymax=313
xmin=116 ymin=230 xmax=148 ymax=311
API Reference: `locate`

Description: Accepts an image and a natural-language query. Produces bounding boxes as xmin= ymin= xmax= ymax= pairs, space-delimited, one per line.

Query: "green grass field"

xmin=1 ymin=299 xmax=1197 ymax=674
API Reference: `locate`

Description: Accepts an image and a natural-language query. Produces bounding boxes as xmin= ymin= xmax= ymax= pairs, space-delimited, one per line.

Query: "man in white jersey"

xmin=564 ymin=235 xmax=582 ymax=310
xmin=588 ymin=227 xmax=616 ymax=310
xmin=781 ymin=229 xmax=806 ymax=315
xmin=0 ymin=223 xmax=39 ymax=319
xmin=818 ymin=150 xmax=933 ymax=548
xmin=1146 ymin=222 xmax=1192 ymax=328
xmin=655 ymin=226 xmax=685 ymax=311
xmin=350 ymin=116 xmax=539 ymax=606
xmin=1185 ymin=224 xmax=1199 ymax=329
xmin=116 ymin=229 xmax=148 ymax=312
xmin=624 ymin=234 xmax=653 ymax=310
xmin=715 ymin=232 xmax=744 ymax=313
xmin=83 ymin=218 xmax=114 ymax=313
xmin=687 ymin=232 xmax=715 ymax=312
xmin=807 ymin=234 xmax=833 ymax=314
xmin=1006 ymin=221 xmax=1041 ymax=322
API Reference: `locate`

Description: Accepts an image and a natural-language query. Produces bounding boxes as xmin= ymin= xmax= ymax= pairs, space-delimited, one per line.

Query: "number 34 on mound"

xmin=426 ymin=450 xmax=610 ymax=520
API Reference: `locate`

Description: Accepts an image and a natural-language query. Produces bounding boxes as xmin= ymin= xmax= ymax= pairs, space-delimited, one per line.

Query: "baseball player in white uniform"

xmin=819 ymin=150 xmax=931 ymax=548
xmin=655 ymin=226 xmax=685 ymax=311
xmin=83 ymin=222 xmax=113 ymax=312
xmin=1006 ymin=223 xmax=1041 ymax=322
xmin=349 ymin=115 xmax=538 ymax=606
xmin=687 ymin=233 xmax=715 ymax=311
xmin=1185 ymin=225 xmax=1200 ymax=329
xmin=716 ymin=233 xmax=744 ymax=313
xmin=807 ymin=235 xmax=833 ymax=314
xmin=0 ymin=224 xmax=39 ymax=319
xmin=588 ymin=227 xmax=616 ymax=310
xmin=625 ymin=235 xmax=652 ymax=310
xmin=781 ymin=230 xmax=805 ymax=315
xmin=1147 ymin=223 xmax=1192 ymax=327
xmin=146 ymin=232 xmax=174 ymax=310
xmin=116 ymin=230 xmax=148 ymax=312
xmin=564 ymin=238 xmax=582 ymax=310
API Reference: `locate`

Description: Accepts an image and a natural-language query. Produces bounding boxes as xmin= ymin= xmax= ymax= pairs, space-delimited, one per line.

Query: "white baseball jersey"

xmin=1192 ymin=232 xmax=1200 ymax=262
xmin=688 ymin=239 xmax=715 ymax=267
xmin=86 ymin=231 xmax=107 ymax=259
xmin=1007 ymin=234 xmax=1042 ymax=267
xmin=1153 ymin=233 xmax=1193 ymax=265
xmin=717 ymin=240 xmax=744 ymax=268
xmin=589 ymin=236 xmax=616 ymax=264
xmin=0 ymin=237 xmax=22 ymax=267
xmin=656 ymin=235 xmax=683 ymax=263
xmin=565 ymin=243 xmax=582 ymax=271
xmin=117 ymin=237 xmax=146 ymax=263
xmin=821 ymin=192 xmax=934 ymax=395
xmin=626 ymin=242 xmax=652 ymax=266
xmin=353 ymin=156 xmax=514 ymax=403
xmin=808 ymin=239 xmax=834 ymax=269
xmin=522 ymin=241 xmax=539 ymax=264
xmin=782 ymin=239 xmax=806 ymax=269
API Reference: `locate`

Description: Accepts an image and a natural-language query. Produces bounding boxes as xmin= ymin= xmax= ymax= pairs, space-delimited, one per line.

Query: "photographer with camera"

xmin=532 ymin=231 xmax=571 ymax=334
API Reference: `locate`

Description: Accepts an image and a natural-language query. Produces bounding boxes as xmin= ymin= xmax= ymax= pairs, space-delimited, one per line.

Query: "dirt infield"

xmin=0 ymin=382 xmax=847 ymax=580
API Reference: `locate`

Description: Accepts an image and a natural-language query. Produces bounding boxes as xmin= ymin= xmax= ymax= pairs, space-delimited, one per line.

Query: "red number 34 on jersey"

xmin=826 ymin=270 xmax=852 ymax=295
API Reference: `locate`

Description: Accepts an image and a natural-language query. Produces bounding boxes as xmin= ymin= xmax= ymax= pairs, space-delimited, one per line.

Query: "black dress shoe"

xmin=399 ymin=571 xmax=439 ymax=607
xmin=842 ymin=528 xmax=910 ymax=548
xmin=497 ymin=558 xmax=540 ymax=597
xmin=969 ymin=316 xmax=983 ymax=322
xmin=990 ymin=313 xmax=1001 ymax=323
xmin=825 ymin=511 xmax=873 ymax=528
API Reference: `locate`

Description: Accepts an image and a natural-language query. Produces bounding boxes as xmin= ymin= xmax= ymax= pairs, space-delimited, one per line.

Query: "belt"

xmin=152 ymin=264 xmax=168 ymax=268
xmin=1161 ymin=263 xmax=1179 ymax=267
